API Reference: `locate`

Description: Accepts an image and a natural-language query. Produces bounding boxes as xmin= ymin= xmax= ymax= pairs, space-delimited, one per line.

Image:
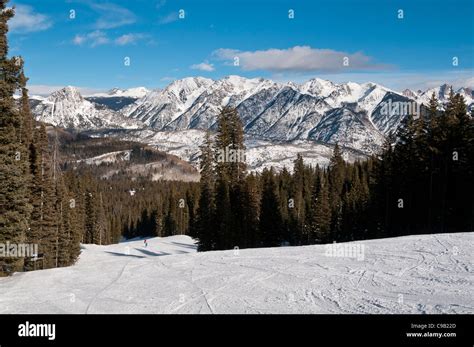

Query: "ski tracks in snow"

xmin=0 ymin=233 xmax=472 ymax=314
xmin=85 ymin=258 xmax=137 ymax=314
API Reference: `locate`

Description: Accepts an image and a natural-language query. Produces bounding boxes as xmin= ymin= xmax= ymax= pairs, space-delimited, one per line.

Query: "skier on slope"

xmin=144 ymin=239 xmax=148 ymax=248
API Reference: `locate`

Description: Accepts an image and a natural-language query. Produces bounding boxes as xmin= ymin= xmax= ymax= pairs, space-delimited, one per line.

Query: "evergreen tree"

xmin=213 ymin=107 xmax=247 ymax=249
xmin=26 ymin=126 xmax=58 ymax=268
xmin=54 ymin=175 xmax=71 ymax=267
xmin=242 ymin=173 xmax=260 ymax=248
xmin=196 ymin=132 xmax=216 ymax=250
xmin=0 ymin=1 xmax=32 ymax=274
xmin=309 ymin=173 xmax=331 ymax=243
xmin=259 ymin=168 xmax=283 ymax=247
xmin=328 ymin=144 xmax=345 ymax=240
xmin=290 ymin=154 xmax=306 ymax=244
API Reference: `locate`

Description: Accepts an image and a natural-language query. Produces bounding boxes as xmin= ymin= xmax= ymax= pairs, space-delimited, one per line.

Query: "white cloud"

xmin=73 ymin=31 xmax=109 ymax=47
xmin=158 ymin=12 xmax=178 ymax=24
xmin=9 ymin=4 xmax=52 ymax=33
xmin=190 ymin=61 xmax=215 ymax=72
xmin=73 ymin=31 xmax=147 ymax=47
xmin=213 ymin=46 xmax=387 ymax=73
xmin=92 ymin=3 xmax=136 ymax=29
xmin=72 ymin=35 xmax=85 ymax=45
xmin=115 ymin=33 xmax=146 ymax=46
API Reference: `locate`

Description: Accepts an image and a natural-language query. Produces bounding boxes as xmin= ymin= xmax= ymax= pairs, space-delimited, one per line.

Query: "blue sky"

xmin=7 ymin=0 xmax=474 ymax=94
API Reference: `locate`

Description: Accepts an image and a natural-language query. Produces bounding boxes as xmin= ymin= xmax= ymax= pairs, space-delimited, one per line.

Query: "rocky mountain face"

xmin=30 ymin=77 xmax=474 ymax=161
xmin=31 ymin=86 xmax=144 ymax=130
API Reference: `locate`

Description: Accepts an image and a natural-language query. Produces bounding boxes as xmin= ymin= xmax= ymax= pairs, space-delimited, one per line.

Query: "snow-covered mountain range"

xmin=119 ymin=76 xmax=397 ymax=152
xmin=32 ymin=86 xmax=144 ymax=130
xmin=30 ymin=77 xmax=474 ymax=170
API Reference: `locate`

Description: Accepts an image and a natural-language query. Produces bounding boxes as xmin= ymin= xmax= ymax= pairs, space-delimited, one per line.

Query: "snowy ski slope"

xmin=0 ymin=233 xmax=472 ymax=314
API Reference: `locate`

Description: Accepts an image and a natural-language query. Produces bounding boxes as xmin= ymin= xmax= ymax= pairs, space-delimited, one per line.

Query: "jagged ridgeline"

xmin=29 ymin=77 xmax=474 ymax=159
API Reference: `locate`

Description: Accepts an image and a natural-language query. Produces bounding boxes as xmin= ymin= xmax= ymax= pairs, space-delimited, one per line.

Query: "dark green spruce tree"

xmin=309 ymin=172 xmax=331 ymax=243
xmin=259 ymin=168 xmax=283 ymax=247
xmin=0 ymin=1 xmax=32 ymax=275
xmin=328 ymin=144 xmax=345 ymax=241
xmin=196 ymin=132 xmax=216 ymax=250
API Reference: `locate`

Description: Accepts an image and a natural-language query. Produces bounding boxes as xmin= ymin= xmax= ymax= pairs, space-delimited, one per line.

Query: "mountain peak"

xmin=223 ymin=74 xmax=247 ymax=81
xmin=402 ymin=89 xmax=417 ymax=98
xmin=167 ymin=77 xmax=213 ymax=91
xmin=300 ymin=78 xmax=336 ymax=97
xmin=49 ymin=86 xmax=83 ymax=102
xmin=108 ymin=87 xmax=123 ymax=94
xmin=106 ymin=87 xmax=149 ymax=98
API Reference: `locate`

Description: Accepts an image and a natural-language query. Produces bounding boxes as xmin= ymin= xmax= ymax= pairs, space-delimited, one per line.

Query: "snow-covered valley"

xmin=0 ymin=232 xmax=472 ymax=314
xmin=92 ymin=128 xmax=367 ymax=172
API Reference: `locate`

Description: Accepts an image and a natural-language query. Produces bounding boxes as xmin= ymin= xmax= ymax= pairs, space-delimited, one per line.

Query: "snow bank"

xmin=0 ymin=233 xmax=472 ymax=314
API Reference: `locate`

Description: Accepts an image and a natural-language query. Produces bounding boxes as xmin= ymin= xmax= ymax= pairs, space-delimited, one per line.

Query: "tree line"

xmin=63 ymin=171 xmax=199 ymax=244
xmin=193 ymin=93 xmax=473 ymax=251
xmin=1 ymin=1 xmax=80 ymax=275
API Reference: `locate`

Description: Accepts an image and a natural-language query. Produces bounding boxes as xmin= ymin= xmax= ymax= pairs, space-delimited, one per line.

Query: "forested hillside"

xmin=192 ymin=96 xmax=474 ymax=251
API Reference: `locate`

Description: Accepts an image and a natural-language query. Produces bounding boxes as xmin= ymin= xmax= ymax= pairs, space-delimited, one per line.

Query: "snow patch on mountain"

xmin=31 ymin=86 xmax=144 ymax=130
xmin=88 ymin=87 xmax=150 ymax=98
xmin=77 ymin=150 xmax=132 ymax=166
xmin=92 ymin=128 xmax=367 ymax=172
xmin=415 ymin=84 xmax=473 ymax=108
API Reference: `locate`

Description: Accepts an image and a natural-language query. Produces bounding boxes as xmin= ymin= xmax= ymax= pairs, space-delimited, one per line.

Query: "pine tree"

xmin=214 ymin=177 xmax=232 ymax=248
xmin=290 ymin=154 xmax=306 ymax=244
xmin=309 ymin=173 xmax=331 ymax=243
xmin=163 ymin=194 xmax=178 ymax=237
xmin=259 ymin=168 xmax=283 ymax=247
xmin=62 ymin=171 xmax=82 ymax=263
xmin=228 ymin=107 xmax=247 ymax=182
xmin=196 ymin=132 xmax=216 ymax=250
xmin=328 ymin=144 xmax=345 ymax=240
xmin=215 ymin=107 xmax=246 ymax=182
xmin=213 ymin=107 xmax=247 ymax=250
xmin=0 ymin=1 xmax=32 ymax=275
xmin=18 ymin=71 xmax=32 ymax=150
xmin=31 ymin=125 xmax=59 ymax=268
xmin=426 ymin=92 xmax=440 ymax=233
xmin=153 ymin=207 xmax=164 ymax=237
xmin=83 ymin=189 xmax=106 ymax=244
xmin=242 ymin=173 xmax=260 ymax=248
xmin=447 ymin=93 xmax=473 ymax=233
xmin=54 ymin=176 xmax=71 ymax=267
xmin=277 ymin=168 xmax=292 ymax=245
xmin=437 ymin=88 xmax=458 ymax=233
